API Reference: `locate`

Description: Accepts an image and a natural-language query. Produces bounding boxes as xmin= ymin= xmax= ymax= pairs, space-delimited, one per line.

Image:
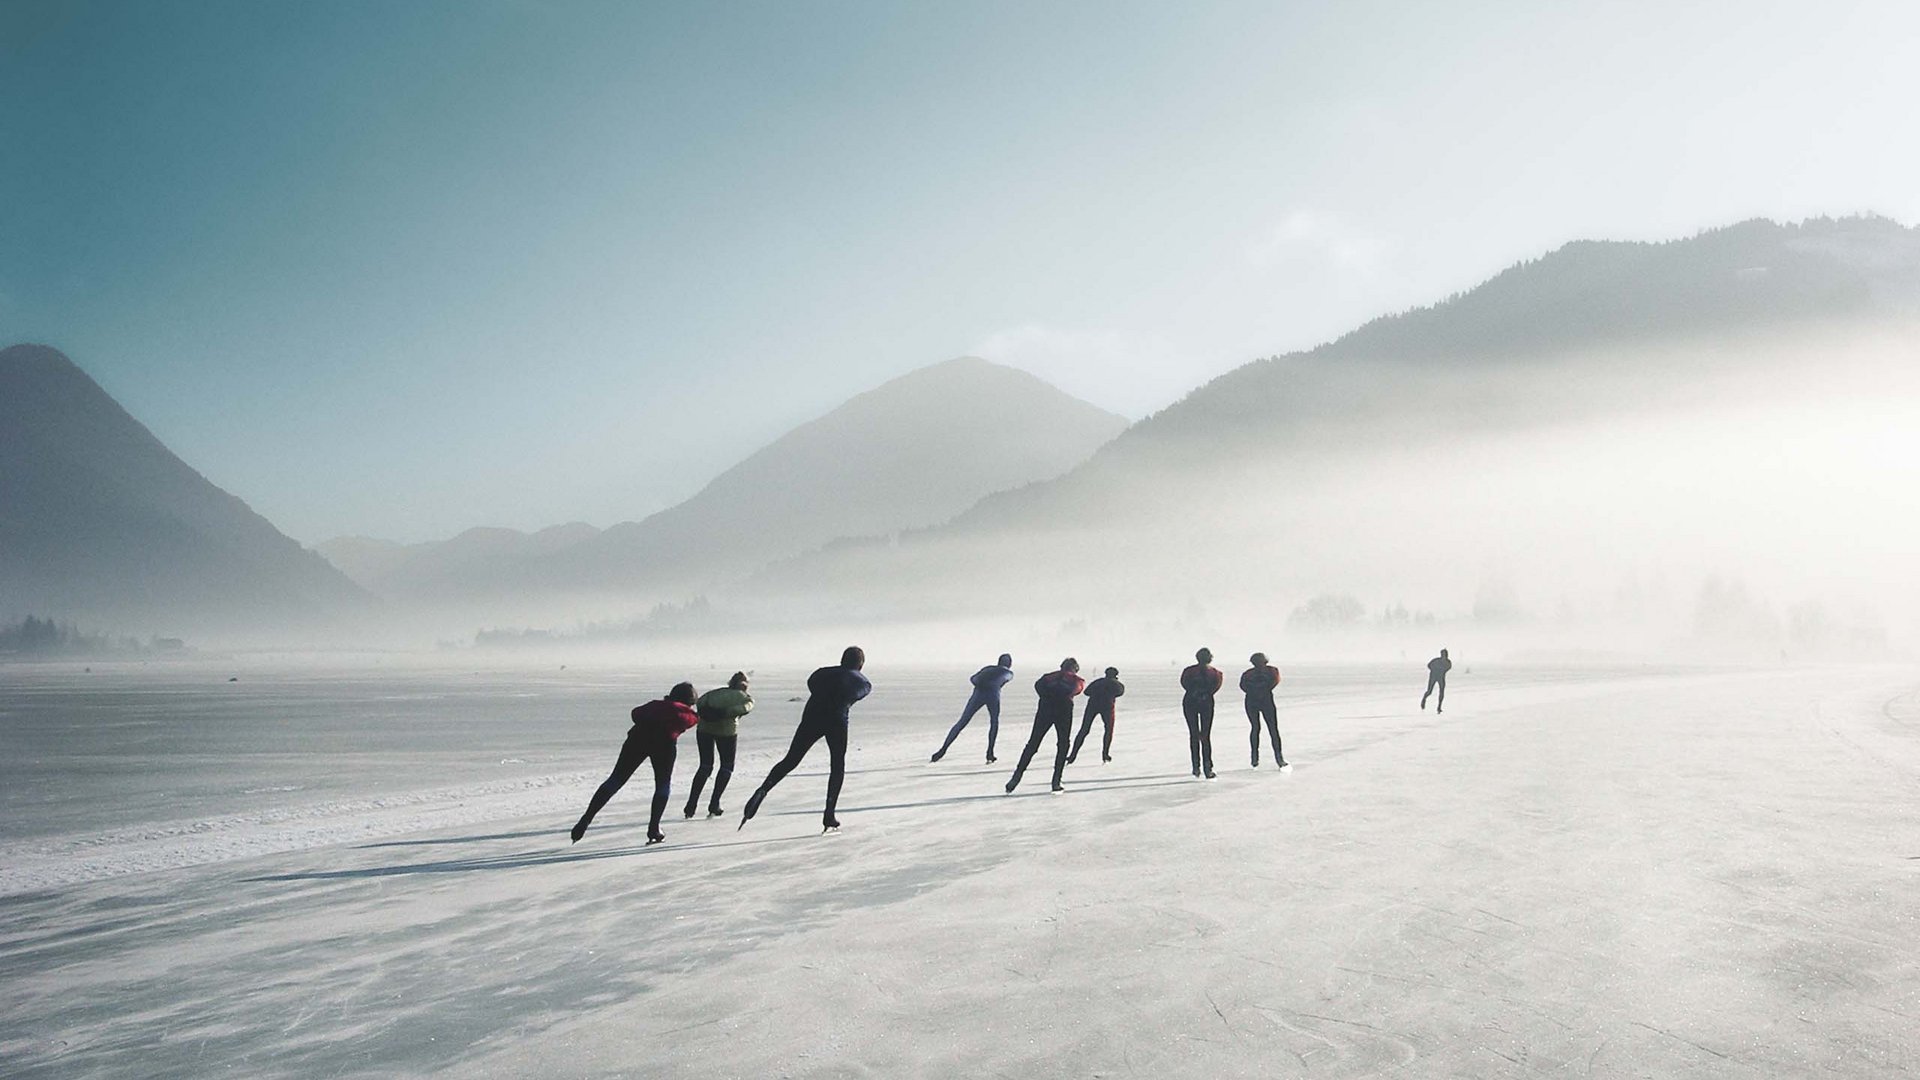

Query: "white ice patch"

xmin=0 ymin=772 xmax=595 ymax=895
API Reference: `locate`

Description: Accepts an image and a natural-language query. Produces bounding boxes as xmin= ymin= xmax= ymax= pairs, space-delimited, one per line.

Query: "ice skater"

xmin=1239 ymin=652 xmax=1287 ymax=768
xmin=931 ymin=653 xmax=1014 ymax=763
xmin=1181 ymin=648 xmax=1223 ymax=778
xmin=1421 ymin=648 xmax=1451 ymax=713
xmin=571 ymin=682 xmax=699 ymax=845
xmin=1068 ymin=666 xmax=1125 ymax=765
xmin=1006 ymin=658 xmax=1085 ymax=794
xmin=684 ymin=671 xmax=753 ymax=819
xmin=740 ymin=647 xmax=871 ymax=833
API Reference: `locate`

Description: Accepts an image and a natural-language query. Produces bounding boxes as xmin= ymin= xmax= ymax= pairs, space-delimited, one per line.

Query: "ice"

xmin=2 ymin=661 xmax=1917 ymax=1076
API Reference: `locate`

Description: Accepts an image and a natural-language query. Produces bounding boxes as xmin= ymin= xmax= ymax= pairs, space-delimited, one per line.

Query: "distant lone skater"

xmin=931 ymin=653 xmax=1014 ymax=763
xmin=1422 ymin=648 xmax=1452 ymax=713
xmin=1181 ymin=648 xmax=1224 ymax=779
xmin=1006 ymin=658 xmax=1086 ymax=794
xmin=572 ymin=682 xmax=699 ymax=845
xmin=1239 ymin=653 xmax=1287 ymax=768
xmin=1068 ymin=666 xmax=1126 ymax=765
xmin=684 ymin=671 xmax=753 ymax=819
xmin=741 ymin=647 xmax=871 ymax=833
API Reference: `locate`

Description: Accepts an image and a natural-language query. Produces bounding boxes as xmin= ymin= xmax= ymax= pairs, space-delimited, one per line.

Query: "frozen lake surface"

xmin=2 ymin=659 xmax=1917 ymax=1076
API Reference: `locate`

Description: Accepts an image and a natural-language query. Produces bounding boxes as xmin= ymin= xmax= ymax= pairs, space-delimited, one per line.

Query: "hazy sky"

xmin=5 ymin=0 xmax=1917 ymax=542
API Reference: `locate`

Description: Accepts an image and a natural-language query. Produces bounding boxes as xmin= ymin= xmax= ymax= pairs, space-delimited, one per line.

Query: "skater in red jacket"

xmin=1068 ymin=667 xmax=1125 ymax=765
xmin=571 ymin=683 xmax=699 ymax=845
xmin=1006 ymin=658 xmax=1086 ymax=794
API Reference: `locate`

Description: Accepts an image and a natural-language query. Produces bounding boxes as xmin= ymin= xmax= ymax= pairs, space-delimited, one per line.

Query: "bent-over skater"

xmin=1240 ymin=653 xmax=1286 ymax=768
xmin=741 ymin=647 xmax=871 ymax=832
xmin=931 ymin=653 xmax=1014 ymax=763
xmin=1007 ymin=658 xmax=1085 ymax=794
xmin=572 ymin=682 xmax=699 ymax=844
xmin=1181 ymin=648 xmax=1223 ymax=779
xmin=1068 ymin=667 xmax=1125 ymax=765
xmin=1421 ymin=648 xmax=1451 ymax=713
xmin=685 ymin=671 xmax=753 ymax=819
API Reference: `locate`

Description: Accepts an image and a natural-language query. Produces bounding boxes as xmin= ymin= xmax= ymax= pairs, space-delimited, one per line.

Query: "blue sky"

xmin=5 ymin=0 xmax=1917 ymax=541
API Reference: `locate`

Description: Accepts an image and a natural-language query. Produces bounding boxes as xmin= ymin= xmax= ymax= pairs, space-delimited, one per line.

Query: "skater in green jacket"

xmin=685 ymin=672 xmax=753 ymax=818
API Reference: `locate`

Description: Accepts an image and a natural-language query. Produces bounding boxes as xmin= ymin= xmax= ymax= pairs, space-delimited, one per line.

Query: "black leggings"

xmin=1009 ymin=705 xmax=1072 ymax=791
xmin=753 ymin=719 xmax=848 ymax=821
xmin=1423 ymin=674 xmax=1446 ymax=711
xmin=1245 ymin=696 xmax=1282 ymax=764
xmin=1070 ymin=701 xmax=1114 ymax=762
xmin=684 ymin=731 xmax=737 ymax=815
xmin=1182 ymin=695 xmax=1215 ymax=774
xmin=576 ymin=733 xmax=676 ymax=836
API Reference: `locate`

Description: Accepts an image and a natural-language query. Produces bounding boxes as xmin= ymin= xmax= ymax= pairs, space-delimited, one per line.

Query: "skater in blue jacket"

xmin=931 ymin=653 xmax=1014 ymax=763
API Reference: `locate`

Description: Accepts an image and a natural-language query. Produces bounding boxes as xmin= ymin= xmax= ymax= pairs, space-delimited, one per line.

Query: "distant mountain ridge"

xmin=317 ymin=523 xmax=601 ymax=595
xmin=23 ymin=216 xmax=1904 ymax=642
xmin=1318 ymin=215 xmax=1918 ymax=364
xmin=937 ymin=215 xmax=1920 ymax=530
xmin=323 ymin=356 xmax=1128 ymax=611
xmin=749 ymin=215 xmax=1920 ymax=618
xmin=0 ymin=344 xmax=369 ymax=636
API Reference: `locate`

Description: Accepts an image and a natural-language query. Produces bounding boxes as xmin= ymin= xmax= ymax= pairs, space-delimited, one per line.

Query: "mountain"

xmin=552 ymin=356 xmax=1126 ymax=583
xmin=333 ymin=356 xmax=1127 ymax=616
xmin=749 ymin=216 xmax=1920 ymax=626
xmin=0 ymin=344 xmax=370 ymax=637
xmin=311 ymin=535 xmax=416 ymax=590
xmin=951 ymin=215 xmax=1920 ymax=519
xmin=317 ymin=523 xmax=601 ymax=595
